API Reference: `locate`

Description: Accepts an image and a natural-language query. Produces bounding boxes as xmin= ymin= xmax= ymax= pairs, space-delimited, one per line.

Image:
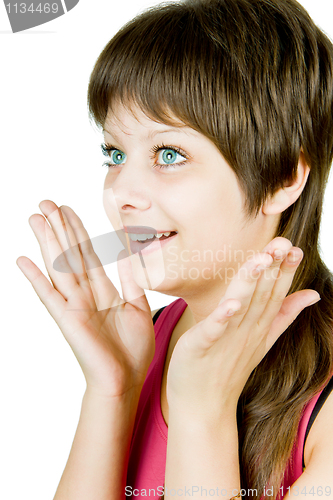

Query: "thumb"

xmin=267 ymin=290 xmax=320 ymax=348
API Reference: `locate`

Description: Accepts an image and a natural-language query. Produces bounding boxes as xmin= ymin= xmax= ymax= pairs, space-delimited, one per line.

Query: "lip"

xmin=123 ymin=225 xmax=177 ymax=235
xmin=127 ymin=232 xmax=178 ymax=256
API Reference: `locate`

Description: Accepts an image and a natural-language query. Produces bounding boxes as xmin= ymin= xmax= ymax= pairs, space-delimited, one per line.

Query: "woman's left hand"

xmin=166 ymin=237 xmax=321 ymax=419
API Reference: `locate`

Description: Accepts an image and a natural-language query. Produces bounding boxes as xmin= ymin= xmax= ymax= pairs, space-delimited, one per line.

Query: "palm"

xmin=17 ymin=200 xmax=156 ymax=398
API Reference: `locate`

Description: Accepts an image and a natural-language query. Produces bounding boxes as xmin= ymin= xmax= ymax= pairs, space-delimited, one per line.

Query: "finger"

xmin=16 ymin=256 xmax=66 ymax=320
xmin=29 ymin=214 xmax=79 ymax=300
xmin=219 ymin=252 xmax=273 ymax=328
xmin=237 ymin=244 xmax=292 ymax=326
xmin=39 ymin=200 xmax=89 ymax=287
xmin=117 ymin=251 xmax=150 ymax=313
xmin=257 ymin=247 xmax=305 ymax=330
xmin=60 ymin=205 xmax=123 ymax=310
xmin=185 ymin=298 xmax=241 ymax=350
xmin=266 ymin=289 xmax=320 ymax=351
xmin=60 ymin=205 xmax=110 ymax=282
xmin=261 ymin=236 xmax=293 ymax=259
xmin=224 ymin=238 xmax=292 ymax=328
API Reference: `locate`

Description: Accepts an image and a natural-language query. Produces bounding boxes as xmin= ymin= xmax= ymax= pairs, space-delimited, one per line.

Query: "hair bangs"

xmin=87 ymin=0 xmax=333 ymax=220
xmin=87 ymin=2 xmax=227 ymax=140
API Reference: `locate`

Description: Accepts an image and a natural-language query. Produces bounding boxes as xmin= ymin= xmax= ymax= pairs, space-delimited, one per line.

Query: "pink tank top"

xmin=126 ymin=298 xmax=332 ymax=499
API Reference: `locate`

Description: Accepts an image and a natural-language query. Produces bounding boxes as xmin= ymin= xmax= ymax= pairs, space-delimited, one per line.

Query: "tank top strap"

xmin=153 ymin=306 xmax=167 ymax=325
xmin=302 ymin=374 xmax=333 ymax=469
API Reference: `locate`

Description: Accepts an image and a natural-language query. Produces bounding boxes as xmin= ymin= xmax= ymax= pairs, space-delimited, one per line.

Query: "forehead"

xmin=103 ymin=102 xmax=195 ymax=140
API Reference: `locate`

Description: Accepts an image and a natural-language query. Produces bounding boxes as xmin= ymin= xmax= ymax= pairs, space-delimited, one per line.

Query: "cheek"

xmin=220 ymin=174 xmax=247 ymax=218
xmin=156 ymin=183 xmax=198 ymax=222
xmin=183 ymin=186 xmax=248 ymax=257
xmin=197 ymin=183 xmax=245 ymax=230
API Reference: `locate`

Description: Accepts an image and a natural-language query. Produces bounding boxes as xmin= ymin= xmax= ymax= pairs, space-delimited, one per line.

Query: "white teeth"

xmin=128 ymin=231 xmax=175 ymax=242
xmin=137 ymin=234 xmax=154 ymax=242
xmin=129 ymin=233 xmax=154 ymax=242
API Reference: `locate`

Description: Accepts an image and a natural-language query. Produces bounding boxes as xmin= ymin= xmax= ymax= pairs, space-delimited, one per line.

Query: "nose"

xmin=105 ymin=160 xmax=152 ymax=215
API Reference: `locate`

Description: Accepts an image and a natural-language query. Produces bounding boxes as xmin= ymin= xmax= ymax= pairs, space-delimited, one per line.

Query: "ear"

xmin=262 ymin=151 xmax=310 ymax=215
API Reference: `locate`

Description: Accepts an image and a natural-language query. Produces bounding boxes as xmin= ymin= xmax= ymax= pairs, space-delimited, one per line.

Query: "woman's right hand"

xmin=16 ymin=200 xmax=156 ymax=399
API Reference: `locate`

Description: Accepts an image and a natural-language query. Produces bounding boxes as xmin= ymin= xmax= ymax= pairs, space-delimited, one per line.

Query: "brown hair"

xmin=87 ymin=0 xmax=333 ymax=498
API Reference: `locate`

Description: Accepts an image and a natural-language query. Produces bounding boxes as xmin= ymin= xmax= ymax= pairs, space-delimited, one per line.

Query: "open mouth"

xmin=123 ymin=227 xmax=178 ymax=254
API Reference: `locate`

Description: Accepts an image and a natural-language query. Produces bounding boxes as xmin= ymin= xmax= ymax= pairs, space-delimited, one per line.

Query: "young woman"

xmin=16 ymin=0 xmax=333 ymax=499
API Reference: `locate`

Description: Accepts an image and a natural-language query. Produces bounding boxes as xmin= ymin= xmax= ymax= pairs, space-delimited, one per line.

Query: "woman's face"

xmin=102 ymin=103 xmax=279 ymax=306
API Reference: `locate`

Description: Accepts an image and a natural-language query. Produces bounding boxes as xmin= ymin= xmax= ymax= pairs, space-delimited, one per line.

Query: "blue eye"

xmin=110 ymin=150 xmax=126 ymax=165
xmin=101 ymin=143 xmax=127 ymax=165
xmin=158 ymin=148 xmax=183 ymax=165
xmin=152 ymin=144 xmax=188 ymax=169
xmin=100 ymin=142 xmax=188 ymax=170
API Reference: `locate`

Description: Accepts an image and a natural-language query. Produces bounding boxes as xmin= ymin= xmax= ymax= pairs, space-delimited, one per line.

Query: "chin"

xmin=130 ymin=259 xmax=186 ymax=295
xmin=129 ymin=254 xmax=166 ymax=291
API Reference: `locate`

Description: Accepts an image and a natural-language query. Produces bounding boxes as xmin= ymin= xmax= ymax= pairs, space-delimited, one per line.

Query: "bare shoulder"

xmin=303 ymin=386 xmax=333 ymax=471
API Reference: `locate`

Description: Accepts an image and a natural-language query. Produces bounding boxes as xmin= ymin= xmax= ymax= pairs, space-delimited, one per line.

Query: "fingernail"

xmin=288 ymin=250 xmax=303 ymax=263
xmin=252 ymin=264 xmax=266 ymax=276
xmin=274 ymin=249 xmax=283 ymax=259
xmin=308 ymin=296 xmax=321 ymax=306
xmin=226 ymin=308 xmax=239 ymax=316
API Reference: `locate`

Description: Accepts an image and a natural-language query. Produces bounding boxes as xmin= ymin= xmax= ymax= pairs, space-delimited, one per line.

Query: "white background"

xmin=1 ymin=1 xmax=333 ymax=498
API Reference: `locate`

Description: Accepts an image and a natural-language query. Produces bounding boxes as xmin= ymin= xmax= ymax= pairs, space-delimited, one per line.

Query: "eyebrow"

xmin=102 ymin=127 xmax=193 ymax=140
